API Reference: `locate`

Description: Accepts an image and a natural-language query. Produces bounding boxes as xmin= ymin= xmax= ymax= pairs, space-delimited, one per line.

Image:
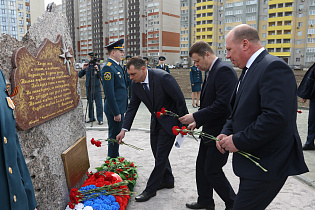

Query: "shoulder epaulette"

xmin=165 ymin=64 xmax=168 ymax=66
xmin=107 ymin=62 xmax=112 ymax=66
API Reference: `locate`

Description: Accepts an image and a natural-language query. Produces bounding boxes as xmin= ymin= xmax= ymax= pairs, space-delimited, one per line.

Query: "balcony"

xmin=196 ymin=16 xmax=213 ymax=22
xmin=196 ymin=1 xmax=214 ymax=7
xmin=269 ymin=52 xmax=291 ymax=57
xmin=267 ymin=34 xmax=292 ymax=39
xmin=266 ymin=43 xmax=291 ymax=48
xmin=196 ymin=24 xmax=213 ymax=28
xmin=196 ymin=9 xmax=213 ymax=14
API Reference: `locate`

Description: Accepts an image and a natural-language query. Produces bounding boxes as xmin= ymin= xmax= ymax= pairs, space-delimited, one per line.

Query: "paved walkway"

xmin=82 ymin=98 xmax=315 ymax=209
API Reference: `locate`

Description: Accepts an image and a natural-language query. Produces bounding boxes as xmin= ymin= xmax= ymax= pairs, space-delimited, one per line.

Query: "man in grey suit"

xmin=217 ymin=24 xmax=308 ymax=209
xmin=116 ymin=56 xmax=188 ymax=202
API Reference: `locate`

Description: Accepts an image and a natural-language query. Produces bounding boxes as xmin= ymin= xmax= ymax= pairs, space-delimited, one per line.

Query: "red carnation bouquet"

xmin=173 ymin=126 xmax=268 ymax=172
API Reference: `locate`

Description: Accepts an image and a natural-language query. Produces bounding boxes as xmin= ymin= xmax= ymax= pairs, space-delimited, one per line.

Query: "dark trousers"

xmin=196 ymin=141 xmax=235 ymax=208
xmin=105 ymin=112 xmax=124 ymax=158
xmin=145 ymin=124 xmax=175 ymax=193
xmin=306 ymin=99 xmax=315 ymax=146
xmin=233 ymin=177 xmax=287 ymax=210
xmin=86 ymin=86 xmax=103 ymax=122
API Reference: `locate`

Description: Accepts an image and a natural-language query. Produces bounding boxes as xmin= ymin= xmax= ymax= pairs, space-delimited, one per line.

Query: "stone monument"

xmin=0 ymin=4 xmax=87 ymax=209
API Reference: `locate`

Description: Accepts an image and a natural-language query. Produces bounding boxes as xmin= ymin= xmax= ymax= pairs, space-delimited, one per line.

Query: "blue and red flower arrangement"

xmin=66 ymin=138 xmax=142 ymax=210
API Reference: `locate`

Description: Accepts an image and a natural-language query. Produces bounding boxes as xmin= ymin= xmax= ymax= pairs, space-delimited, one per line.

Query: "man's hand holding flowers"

xmin=179 ymin=113 xmax=195 ymax=125
xmin=187 ymin=121 xmax=197 ymax=130
xmin=116 ymin=129 xmax=126 ymax=144
xmin=217 ymin=134 xmax=239 ymax=153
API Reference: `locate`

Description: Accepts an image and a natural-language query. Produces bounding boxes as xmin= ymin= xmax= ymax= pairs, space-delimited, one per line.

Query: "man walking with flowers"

xmin=116 ymin=56 xmax=188 ymax=202
xmin=217 ymin=24 xmax=308 ymax=209
xmin=179 ymin=41 xmax=237 ymax=210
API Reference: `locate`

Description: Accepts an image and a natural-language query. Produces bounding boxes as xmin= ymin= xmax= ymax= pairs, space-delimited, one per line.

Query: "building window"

xmin=296 ymin=58 xmax=300 ymax=62
xmin=298 ymin=31 xmax=302 ymax=36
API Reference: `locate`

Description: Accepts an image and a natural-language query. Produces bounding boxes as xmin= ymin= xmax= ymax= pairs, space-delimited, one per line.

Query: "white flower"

xmin=65 ymin=205 xmax=72 ymax=210
xmin=75 ymin=203 xmax=84 ymax=210
xmin=83 ymin=206 xmax=93 ymax=210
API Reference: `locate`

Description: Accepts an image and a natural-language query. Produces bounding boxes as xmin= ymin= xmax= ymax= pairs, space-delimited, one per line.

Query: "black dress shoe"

xmin=225 ymin=207 xmax=233 ymax=210
xmin=135 ymin=191 xmax=156 ymax=202
xmin=86 ymin=119 xmax=96 ymax=123
xmin=157 ymin=182 xmax=174 ymax=190
xmin=186 ymin=202 xmax=215 ymax=210
xmin=98 ymin=121 xmax=103 ymax=125
xmin=303 ymin=144 xmax=315 ymax=150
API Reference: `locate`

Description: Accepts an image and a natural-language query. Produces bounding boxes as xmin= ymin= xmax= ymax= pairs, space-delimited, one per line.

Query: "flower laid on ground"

xmin=156 ymin=107 xmax=179 ymax=118
xmin=90 ymin=138 xmax=143 ymax=151
xmin=96 ymin=157 xmax=138 ymax=192
xmin=67 ymin=171 xmax=131 ymax=210
xmin=173 ymin=126 xmax=268 ymax=172
xmin=297 ymin=110 xmax=302 ymax=113
xmin=91 ymin=138 xmax=102 ymax=147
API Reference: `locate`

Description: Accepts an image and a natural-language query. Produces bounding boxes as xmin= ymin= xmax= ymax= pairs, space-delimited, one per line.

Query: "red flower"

xmin=130 ymin=162 xmax=134 ymax=167
xmin=297 ymin=110 xmax=302 ymax=113
xmin=161 ymin=107 xmax=166 ymax=115
xmin=172 ymin=126 xmax=180 ymax=136
xmin=91 ymin=138 xmax=96 ymax=145
xmin=180 ymin=126 xmax=188 ymax=135
xmin=68 ymin=202 xmax=75 ymax=209
xmin=157 ymin=111 xmax=162 ymax=118
xmin=95 ymin=141 xmax=102 ymax=147
xmin=105 ymin=160 xmax=110 ymax=164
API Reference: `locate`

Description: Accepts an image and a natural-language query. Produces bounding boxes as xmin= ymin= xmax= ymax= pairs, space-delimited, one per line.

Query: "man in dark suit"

xmin=156 ymin=56 xmax=170 ymax=73
xmin=101 ymin=39 xmax=128 ymax=158
xmin=79 ymin=52 xmax=103 ymax=125
xmin=179 ymin=41 xmax=237 ymax=210
xmin=116 ymin=56 xmax=188 ymax=202
xmin=217 ymin=24 xmax=308 ymax=209
xmin=0 ymin=69 xmax=37 ymax=209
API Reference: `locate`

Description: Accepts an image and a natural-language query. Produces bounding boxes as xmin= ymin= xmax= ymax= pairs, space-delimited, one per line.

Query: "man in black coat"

xmin=218 ymin=24 xmax=308 ymax=209
xmin=179 ymin=41 xmax=237 ymax=210
xmin=116 ymin=56 xmax=188 ymax=202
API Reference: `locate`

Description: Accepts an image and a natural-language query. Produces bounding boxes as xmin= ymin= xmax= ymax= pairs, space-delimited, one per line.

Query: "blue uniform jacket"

xmin=156 ymin=64 xmax=170 ymax=73
xmin=101 ymin=59 xmax=128 ymax=116
xmin=190 ymin=65 xmax=203 ymax=85
xmin=78 ymin=64 xmax=102 ymax=87
xmin=0 ymin=69 xmax=37 ymax=209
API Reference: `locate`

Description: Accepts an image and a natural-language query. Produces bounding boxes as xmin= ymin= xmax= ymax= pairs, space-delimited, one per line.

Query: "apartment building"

xmin=180 ymin=0 xmax=196 ymax=67
xmin=0 ymin=0 xmax=45 ymax=41
xmin=192 ymin=0 xmax=315 ymax=68
xmin=103 ymin=0 xmax=128 ymax=59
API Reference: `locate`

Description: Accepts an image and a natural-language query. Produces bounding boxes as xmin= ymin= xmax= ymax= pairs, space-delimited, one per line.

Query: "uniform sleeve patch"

xmin=104 ymin=72 xmax=111 ymax=81
xmin=107 ymin=62 xmax=112 ymax=66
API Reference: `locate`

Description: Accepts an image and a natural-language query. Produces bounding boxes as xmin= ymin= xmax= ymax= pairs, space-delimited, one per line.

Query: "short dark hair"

xmin=189 ymin=40 xmax=214 ymax=57
xmin=126 ymin=56 xmax=146 ymax=70
xmin=233 ymin=25 xmax=260 ymax=43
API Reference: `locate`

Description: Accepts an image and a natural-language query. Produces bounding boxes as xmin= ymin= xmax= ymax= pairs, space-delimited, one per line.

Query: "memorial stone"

xmin=0 ymin=4 xmax=87 ymax=209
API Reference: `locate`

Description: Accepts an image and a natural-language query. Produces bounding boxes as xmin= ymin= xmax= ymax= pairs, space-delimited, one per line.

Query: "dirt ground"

xmin=78 ymin=68 xmax=309 ymax=108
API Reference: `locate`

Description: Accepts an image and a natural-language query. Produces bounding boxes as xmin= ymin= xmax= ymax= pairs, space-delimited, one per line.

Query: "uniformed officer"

xmin=0 ymin=69 xmax=37 ymax=210
xmin=123 ymin=56 xmax=132 ymax=99
xmin=101 ymin=39 xmax=128 ymax=158
xmin=79 ymin=52 xmax=103 ymax=125
xmin=190 ymin=65 xmax=203 ymax=108
xmin=143 ymin=57 xmax=151 ymax=69
xmin=156 ymin=56 xmax=170 ymax=73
